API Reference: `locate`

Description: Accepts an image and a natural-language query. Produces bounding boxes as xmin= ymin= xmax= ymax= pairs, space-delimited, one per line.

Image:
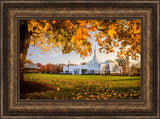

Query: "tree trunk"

xmin=20 ymin=22 xmax=31 ymax=81
xmin=127 ymin=59 xmax=130 ymax=77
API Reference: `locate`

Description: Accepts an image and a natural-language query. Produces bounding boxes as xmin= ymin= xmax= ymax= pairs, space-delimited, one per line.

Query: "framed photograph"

xmin=20 ymin=19 xmax=141 ymax=100
xmin=0 ymin=0 xmax=159 ymax=119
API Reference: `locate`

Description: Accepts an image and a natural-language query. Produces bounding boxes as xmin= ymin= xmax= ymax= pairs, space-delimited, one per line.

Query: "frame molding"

xmin=0 ymin=0 xmax=159 ymax=118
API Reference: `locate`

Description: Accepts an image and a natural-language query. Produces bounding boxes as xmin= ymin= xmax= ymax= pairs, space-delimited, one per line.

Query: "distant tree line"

xmin=37 ymin=63 xmax=65 ymax=74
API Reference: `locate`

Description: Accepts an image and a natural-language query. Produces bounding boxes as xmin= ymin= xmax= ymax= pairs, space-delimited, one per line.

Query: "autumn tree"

xmin=41 ymin=65 xmax=48 ymax=73
xmin=20 ymin=20 xmax=141 ymax=80
xmin=37 ymin=63 xmax=42 ymax=67
xmin=37 ymin=63 xmax=43 ymax=72
xmin=47 ymin=63 xmax=53 ymax=73
xmin=57 ymin=65 xmax=63 ymax=73
xmin=52 ymin=65 xmax=58 ymax=74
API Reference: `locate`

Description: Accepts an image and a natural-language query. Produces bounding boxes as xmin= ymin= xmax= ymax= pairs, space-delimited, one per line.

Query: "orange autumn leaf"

xmin=24 ymin=19 xmax=140 ymax=60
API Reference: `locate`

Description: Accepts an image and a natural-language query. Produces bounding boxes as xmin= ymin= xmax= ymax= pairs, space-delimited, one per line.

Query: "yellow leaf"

xmin=52 ymin=20 xmax=56 ymax=24
xmin=57 ymin=88 xmax=60 ymax=91
xmin=43 ymin=23 xmax=50 ymax=33
xmin=108 ymin=27 xmax=116 ymax=38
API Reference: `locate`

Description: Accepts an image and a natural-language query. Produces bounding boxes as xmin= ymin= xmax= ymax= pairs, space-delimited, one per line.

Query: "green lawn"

xmin=20 ymin=73 xmax=141 ymax=100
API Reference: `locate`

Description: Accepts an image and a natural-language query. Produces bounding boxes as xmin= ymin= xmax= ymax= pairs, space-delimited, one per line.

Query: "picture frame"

xmin=0 ymin=0 xmax=159 ymax=118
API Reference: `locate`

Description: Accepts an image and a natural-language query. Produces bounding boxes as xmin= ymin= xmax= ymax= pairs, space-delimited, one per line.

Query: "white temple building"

xmin=63 ymin=49 xmax=122 ymax=75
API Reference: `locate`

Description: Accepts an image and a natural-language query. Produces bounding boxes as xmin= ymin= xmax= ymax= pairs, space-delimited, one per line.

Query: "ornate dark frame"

xmin=0 ymin=0 xmax=159 ymax=119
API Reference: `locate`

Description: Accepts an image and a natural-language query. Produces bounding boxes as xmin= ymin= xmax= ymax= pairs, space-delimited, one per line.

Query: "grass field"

xmin=20 ymin=73 xmax=141 ymax=100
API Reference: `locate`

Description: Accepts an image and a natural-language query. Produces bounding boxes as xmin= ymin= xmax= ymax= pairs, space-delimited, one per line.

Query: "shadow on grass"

xmin=107 ymin=78 xmax=140 ymax=82
xmin=20 ymin=82 xmax=141 ymax=99
xmin=20 ymin=80 xmax=53 ymax=94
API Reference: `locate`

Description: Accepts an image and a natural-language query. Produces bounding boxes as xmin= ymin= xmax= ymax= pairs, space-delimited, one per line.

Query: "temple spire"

xmin=93 ymin=45 xmax=97 ymax=59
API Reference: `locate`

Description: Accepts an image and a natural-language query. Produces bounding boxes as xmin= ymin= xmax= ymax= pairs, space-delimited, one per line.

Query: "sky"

xmin=26 ymin=30 xmax=140 ymax=65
